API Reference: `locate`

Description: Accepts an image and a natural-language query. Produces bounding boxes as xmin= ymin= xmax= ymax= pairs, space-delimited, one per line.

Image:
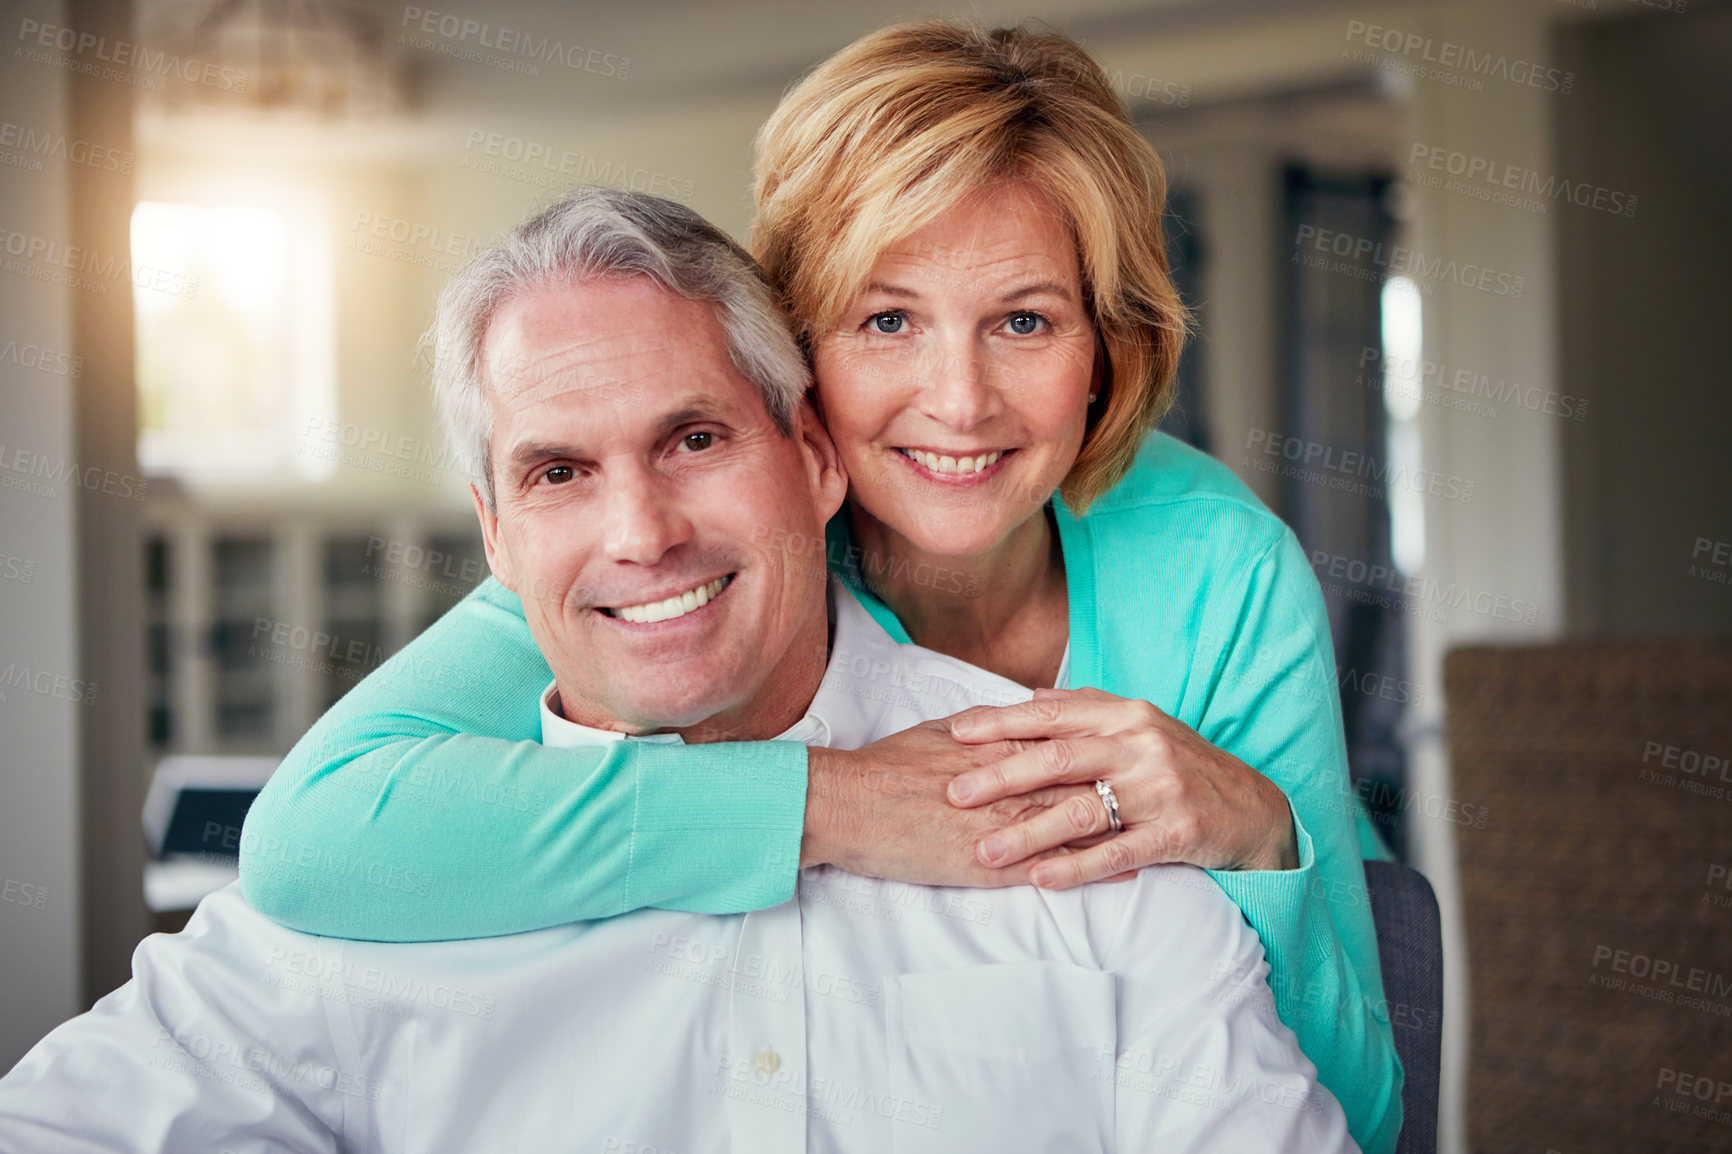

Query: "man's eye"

xmin=541 ymin=465 xmax=574 ymax=485
xmin=868 ymin=311 xmax=906 ymax=334
xmin=1007 ymin=312 xmax=1045 ymax=335
xmin=683 ymin=431 xmax=715 ymax=451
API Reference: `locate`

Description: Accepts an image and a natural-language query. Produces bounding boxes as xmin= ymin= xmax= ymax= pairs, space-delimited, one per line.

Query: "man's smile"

xmin=598 ymin=574 xmax=734 ymax=624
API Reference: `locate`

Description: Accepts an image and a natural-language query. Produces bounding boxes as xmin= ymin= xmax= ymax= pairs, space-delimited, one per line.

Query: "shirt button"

xmin=754 ymin=1047 xmax=781 ymax=1077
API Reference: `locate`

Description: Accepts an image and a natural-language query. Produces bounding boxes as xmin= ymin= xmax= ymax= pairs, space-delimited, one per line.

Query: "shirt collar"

xmin=539 ymin=577 xmax=888 ymax=751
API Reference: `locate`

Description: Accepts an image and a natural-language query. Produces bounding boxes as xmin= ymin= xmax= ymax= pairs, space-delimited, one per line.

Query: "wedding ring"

xmin=1094 ymin=779 xmax=1123 ymax=833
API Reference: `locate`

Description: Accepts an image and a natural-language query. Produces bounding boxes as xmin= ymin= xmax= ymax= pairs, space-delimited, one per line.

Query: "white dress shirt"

xmin=0 ymin=581 xmax=1356 ymax=1153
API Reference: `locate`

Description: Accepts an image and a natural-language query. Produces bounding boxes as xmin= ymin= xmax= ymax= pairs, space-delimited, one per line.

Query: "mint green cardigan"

xmin=239 ymin=432 xmax=1402 ymax=1153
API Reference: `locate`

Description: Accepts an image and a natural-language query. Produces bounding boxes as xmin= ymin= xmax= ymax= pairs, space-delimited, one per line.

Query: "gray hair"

xmin=429 ymin=187 xmax=811 ymax=508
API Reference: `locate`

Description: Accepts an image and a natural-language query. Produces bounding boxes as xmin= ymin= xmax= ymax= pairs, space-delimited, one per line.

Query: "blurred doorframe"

xmin=1277 ymin=164 xmax=1411 ymax=857
xmin=69 ymin=0 xmax=151 ymax=1006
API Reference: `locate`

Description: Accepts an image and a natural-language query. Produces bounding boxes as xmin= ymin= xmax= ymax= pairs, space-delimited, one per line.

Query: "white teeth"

xmin=901 ymin=448 xmax=1004 ymax=475
xmin=609 ymin=576 xmax=729 ymax=624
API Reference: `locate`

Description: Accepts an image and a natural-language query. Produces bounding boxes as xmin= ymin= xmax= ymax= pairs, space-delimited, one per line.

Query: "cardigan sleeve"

xmin=1196 ymin=526 xmax=1405 ymax=1154
xmin=239 ymin=577 xmax=808 ymax=942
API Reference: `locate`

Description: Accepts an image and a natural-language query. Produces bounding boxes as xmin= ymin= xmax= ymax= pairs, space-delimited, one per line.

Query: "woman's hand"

xmin=944 ymin=687 xmax=1300 ymax=887
xmin=802 ymin=719 xmax=1107 ymax=887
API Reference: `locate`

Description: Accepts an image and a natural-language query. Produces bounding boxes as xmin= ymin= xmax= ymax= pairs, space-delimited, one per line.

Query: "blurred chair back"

xmin=1446 ymin=641 xmax=1732 ymax=1153
xmin=1365 ymin=860 xmax=1442 ymax=1154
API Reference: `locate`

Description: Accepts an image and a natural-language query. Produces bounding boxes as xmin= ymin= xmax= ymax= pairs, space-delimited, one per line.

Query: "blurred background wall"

xmin=2 ymin=0 xmax=1728 ymax=1150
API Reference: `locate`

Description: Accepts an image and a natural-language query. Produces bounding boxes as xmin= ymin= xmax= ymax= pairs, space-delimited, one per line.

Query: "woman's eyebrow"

xmin=861 ymin=281 xmax=921 ymax=299
xmin=1000 ymin=280 xmax=1074 ymax=303
xmin=858 ymin=279 xmax=1074 ymax=303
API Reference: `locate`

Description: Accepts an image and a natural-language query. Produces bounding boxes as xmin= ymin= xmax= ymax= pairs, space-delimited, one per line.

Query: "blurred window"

xmin=131 ymin=201 xmax=334 ymax=476
xmin=1279 ymin=166 xmax=1411 ymax=855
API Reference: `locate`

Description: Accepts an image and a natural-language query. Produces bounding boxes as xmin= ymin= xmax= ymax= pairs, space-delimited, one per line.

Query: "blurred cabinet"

xmin=211 ymin=536 xmax=277 ymax=743
xmin=320 ymin=534 xmax=386 ymax=711
xmin=142 ymin=507 xmax=483 ymax=756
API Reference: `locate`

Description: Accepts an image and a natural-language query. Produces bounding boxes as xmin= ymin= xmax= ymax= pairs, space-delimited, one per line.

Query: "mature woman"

xmin=241 ymin=21 xmax=1401 ymax=1153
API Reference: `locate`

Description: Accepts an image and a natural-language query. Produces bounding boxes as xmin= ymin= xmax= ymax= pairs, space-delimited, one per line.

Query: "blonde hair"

xmin=752 ymin=20 xmax=1190 ymax=512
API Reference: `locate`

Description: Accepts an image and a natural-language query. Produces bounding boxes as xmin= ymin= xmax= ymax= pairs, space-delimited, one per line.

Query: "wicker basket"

xmin=1446 ymin=641 xmax=1732 ymax=1153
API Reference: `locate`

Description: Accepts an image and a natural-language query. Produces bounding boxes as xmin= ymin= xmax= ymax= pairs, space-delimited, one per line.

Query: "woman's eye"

xmin=682 ymin=431 xmax=715 ymax=452
xmin=542 ymin=465 xmax=574 ymax=485
xmin=868 ymin=311 xmax=906 ymax=334
xmin=1007 ymin=312 xmax=1044 ymax=335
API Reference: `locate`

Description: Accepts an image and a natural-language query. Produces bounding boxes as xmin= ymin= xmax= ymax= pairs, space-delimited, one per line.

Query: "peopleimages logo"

xmin=1291 ymin=224 xmax=1525 ymax=299
xmin=0 ymin=120 xmax=134 ymax=174
xmin=16 ymin=19 xmax=249 ymax=92
xmin=461 ymin=130 xmax=695 ymax=202
xmin=1407 ymin=143 xmax=1639 ymax=218
xmin=1244 ymin=428 xmax=1478 ymax=503
xmin=0 ymin=663 xmax=98 ymax=705
xmin=349 ymin=211 xmax=489 ymax=260
xmin=1343 ymin=20 xmax=1575 ymax=94
xmin=398 ymin=6 xmax=630 ymax=79
xmin=1358 ymin=348 xmax=1589 ymax=423
xmin=0 ymin=441 xmax=149 ymax=502
xmin=1308 ymin=547 xmax=1541 ymax=627
xmin=0 ymin=227 xmax=199 ymax=299
xmin=0 ymin=337 xmax=82 ymax=379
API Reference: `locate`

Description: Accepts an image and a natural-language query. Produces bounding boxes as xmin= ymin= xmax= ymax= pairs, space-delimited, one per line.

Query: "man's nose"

xmin=916 ymin=339 xmax=1002 ymax=431
xmin=597 ymin=468 xmax=694 ymax=565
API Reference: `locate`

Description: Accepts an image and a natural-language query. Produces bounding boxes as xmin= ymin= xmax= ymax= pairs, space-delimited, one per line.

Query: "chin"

xmin=879 ymin=504 xmax=1024 ymax=558
xmin=610 ymin=675 xmax=745 ymax=732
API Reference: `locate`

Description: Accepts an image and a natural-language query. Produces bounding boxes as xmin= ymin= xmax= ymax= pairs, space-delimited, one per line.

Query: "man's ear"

xmin=470 ymin=481 xmax=516 ymax=593
xmin=791 ymin=398 xmax=848 ymax=522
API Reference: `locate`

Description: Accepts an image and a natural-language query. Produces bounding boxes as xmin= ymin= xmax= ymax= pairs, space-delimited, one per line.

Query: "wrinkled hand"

xmin=944 ymin=687 xmax=1299 ymax=888
xmin=802 ymin=719 xmax=1106 ymax=887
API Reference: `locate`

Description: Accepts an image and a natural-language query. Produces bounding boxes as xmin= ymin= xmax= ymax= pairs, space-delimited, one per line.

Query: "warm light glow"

xmin=1381 ymin=276 xmax=1425 ymax=576
xmin=131 ymin=201 xmax=299 ymax=473
xmin=132 ymin=202 xmax=285 ymax=313
xmin=1381 ymin=276 xmax=1424 ymax=423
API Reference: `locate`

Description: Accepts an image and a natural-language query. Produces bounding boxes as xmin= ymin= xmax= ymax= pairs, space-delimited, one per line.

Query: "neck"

xmin=553 ymin=593 xmax=833 ymax=743
xmin=846 ymin=501 xmax=1069 ymax=688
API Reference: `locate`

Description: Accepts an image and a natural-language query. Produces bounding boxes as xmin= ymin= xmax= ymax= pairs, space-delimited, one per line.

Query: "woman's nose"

xmin=915 ymin=342 xmax=1001 ymax=431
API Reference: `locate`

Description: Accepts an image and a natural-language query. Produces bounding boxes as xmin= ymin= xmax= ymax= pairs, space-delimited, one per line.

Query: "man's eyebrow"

xmin=507 ymin=441 xmax=588 ymax=473
xmin=657 ymin=400 xmax=730 ymax=428
xmin=502 ymin=400 xmax=733 ymax=474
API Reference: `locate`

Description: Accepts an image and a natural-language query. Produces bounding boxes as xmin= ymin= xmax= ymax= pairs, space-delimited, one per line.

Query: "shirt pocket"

xmin=885 ymin=961 xmax=1117 ymax=1153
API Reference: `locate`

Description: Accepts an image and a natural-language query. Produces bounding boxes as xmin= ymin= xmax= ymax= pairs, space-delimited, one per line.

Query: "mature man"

xmin=0 ymin=190 xmax=1355 ymax=1152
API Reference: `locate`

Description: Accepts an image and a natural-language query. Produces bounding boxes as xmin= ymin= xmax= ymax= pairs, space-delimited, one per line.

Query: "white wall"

xmin=1556 ymin=8 xmax=1732 ymax=638
xmin=0 ymin=0 xmax=84 ymax=1069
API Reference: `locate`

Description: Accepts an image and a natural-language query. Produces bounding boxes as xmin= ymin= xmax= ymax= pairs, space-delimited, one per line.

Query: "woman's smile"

xmin=891 ymin=445 xmax=1014 ymax=482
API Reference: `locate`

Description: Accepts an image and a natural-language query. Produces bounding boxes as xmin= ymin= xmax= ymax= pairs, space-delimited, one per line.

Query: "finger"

xmin=948 ymin=697 xmax=1085 ymax=743
xmin=949 ymin=691 xmax=1165 ymax=746
xmin=1028 ymin=834 xmax=1154 ymax=889
xmin=949 ymin=843 xmax=1082 ymax=889
xmin=976 ymin=789 xmax=1112 ymax=867
xmin=948 ymin=736 xmax=1123 ymax=806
